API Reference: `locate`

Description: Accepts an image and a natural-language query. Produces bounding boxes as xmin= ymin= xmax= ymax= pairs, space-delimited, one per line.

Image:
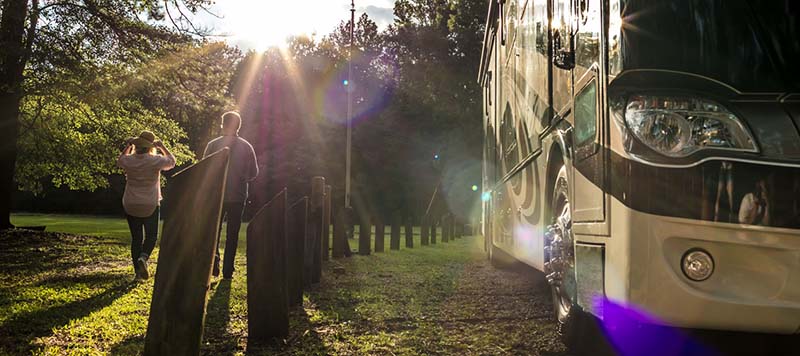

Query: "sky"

xmin=193 ymin=0 xmax=396 ymax=51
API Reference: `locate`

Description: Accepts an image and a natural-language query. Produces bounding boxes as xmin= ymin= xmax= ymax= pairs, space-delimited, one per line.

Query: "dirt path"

xmin=434 ymin=245 xmax=566 ymax=356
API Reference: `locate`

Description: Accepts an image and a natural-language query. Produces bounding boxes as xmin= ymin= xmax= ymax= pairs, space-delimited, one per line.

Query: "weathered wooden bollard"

xmin=309 ymin=177 xmax=325 ymax=284
xmin=390 ymin=220 xmax=401 ymax=250
xmin=333 ymin=209 xmax=352 ymax=258
xmin=144 ymin=149 xmax=229 ymax=356
xmin=359 ymin=216 xmax=371 ymax=255
xmin=374 ymin=219 xmax=385 ymax=252
xmin=442 ymin=214 xmax=450 ymax=243
xmin=420 ymin=216 xmax=429 ymax=245
xmin=405 ymin=219 xmax=413 ymax=248
xmin=430 ymin=219 xmax=437 ymax=244
xmin=247 ymin=189 xmax=289 ymax=345
xmin=447 ymin=215 xmax=454 ymax=240
xmin=322 ymin=185 xmax=332 ymax=261
xmin=287 ymin=197 xmax=308 ymax=307
xmin=332 ymin=209 xmax=347 ymax=258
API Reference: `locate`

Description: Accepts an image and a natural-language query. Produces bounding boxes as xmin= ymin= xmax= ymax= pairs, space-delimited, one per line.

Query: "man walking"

xmin=204 ymin=111 xmax=259 ymax=279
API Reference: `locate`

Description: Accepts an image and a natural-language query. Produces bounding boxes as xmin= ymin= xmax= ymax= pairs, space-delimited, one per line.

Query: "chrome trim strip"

xmin=496 ymin=148 xmax=542 ymax=187
xmin=626 ymin=152 xmax=800 ymax=169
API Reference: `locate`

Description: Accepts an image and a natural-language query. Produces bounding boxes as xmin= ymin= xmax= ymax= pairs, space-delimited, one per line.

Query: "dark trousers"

xmin=216 ymin=201 xmax=244 ymax=277
xmin=126 ymin=206 xmax=160 ymax=264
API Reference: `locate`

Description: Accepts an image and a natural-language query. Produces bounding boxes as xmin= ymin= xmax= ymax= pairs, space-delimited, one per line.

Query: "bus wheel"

xmin=545 ymin=166 xmax=585 ymax=351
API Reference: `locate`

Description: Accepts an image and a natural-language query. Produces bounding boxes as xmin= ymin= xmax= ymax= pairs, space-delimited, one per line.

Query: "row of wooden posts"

xmin=141 ymin=150 xmax=470 ymax=355
xmin=354 ymin=213 xmax=466 ymax=255
xmin=248 ymin=177 xmax=470 ymax=344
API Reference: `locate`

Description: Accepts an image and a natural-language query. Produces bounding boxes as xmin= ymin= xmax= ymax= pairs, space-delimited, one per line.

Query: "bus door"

xmin=569 ymin=0 xmax=608 ymax=231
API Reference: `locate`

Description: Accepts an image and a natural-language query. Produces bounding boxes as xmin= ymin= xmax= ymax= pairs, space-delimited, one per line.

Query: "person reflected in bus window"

xmin=738 ymin=178 xmax=770 ymax=226
xmin=714 ymin=161 xmax=734 ymax=222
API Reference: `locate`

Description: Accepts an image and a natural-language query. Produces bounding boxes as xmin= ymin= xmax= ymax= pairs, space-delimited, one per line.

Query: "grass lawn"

xmin=2 ymin=213 xmax=549 ymax=356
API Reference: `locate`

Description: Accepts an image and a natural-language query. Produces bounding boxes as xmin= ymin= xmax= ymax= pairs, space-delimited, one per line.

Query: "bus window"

xmin=505 ymin=0 xmax=518 ymax=57
xmin=608 ymin=0 xmax=622 ymax=76
xmin=523 ymin=0 xmax=551 ymax=128
xmin=575 ymin=0 xmax=601 ymax=73
xmin=574 ymin=80 xmax=598 ymax=147
xmin=535 ymin=21 xmax=546 ymax=55
xmin=552 ymin=0 xmax=573 ymax=68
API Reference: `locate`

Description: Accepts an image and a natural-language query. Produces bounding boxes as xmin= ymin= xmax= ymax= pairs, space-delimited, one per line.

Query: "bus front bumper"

xmin=619 ymin=204 xmax=800 ymax=334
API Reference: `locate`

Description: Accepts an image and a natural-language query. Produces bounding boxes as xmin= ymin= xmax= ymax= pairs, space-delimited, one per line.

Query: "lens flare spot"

xmin=472 ymin=185 xmax=479 ymax=192
xmin=594 ymin=297 xmax=719 ymax=356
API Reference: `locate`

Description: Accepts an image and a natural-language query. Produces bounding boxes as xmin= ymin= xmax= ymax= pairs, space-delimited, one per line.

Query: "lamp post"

xmin=345 ymin=0 xmax=355 ymax=208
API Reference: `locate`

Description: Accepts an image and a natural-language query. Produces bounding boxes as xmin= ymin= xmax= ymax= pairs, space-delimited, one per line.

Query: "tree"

xmin=15 ymin=77 xmax=196 ymax=194
xmin=0 ymin=0 xmax=214 ymax=229
xmin=126 ymin=42 xmax=241 ymax=155
xmin=386 ymin=0 xmax=486 ymax=220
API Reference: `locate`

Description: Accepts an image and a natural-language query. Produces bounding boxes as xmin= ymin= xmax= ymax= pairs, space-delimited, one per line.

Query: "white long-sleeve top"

xmin=117 ymin=153 xmax=176 ymax=217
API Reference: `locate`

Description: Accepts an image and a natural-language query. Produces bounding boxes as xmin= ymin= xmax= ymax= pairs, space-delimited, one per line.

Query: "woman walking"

xmin=117 ymin=130 xmax=175 ymax=280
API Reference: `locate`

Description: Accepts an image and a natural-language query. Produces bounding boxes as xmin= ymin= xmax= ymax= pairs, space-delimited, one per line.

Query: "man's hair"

xmin=221 ymin=111 xmax=242 ymax=132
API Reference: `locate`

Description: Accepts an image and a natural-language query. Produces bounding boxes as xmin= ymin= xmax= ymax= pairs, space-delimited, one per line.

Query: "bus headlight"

xmin=624 ymin=96 xmax=758 ymax=157
xmin=681 ymin=249 xmax=714 ymax=282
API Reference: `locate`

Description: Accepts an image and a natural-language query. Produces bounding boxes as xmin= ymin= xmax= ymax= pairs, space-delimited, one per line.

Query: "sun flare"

xmin=219 ymin=0 xmax=348 ymax=50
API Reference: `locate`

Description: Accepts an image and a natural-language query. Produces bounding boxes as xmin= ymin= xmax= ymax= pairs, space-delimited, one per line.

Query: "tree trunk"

xmin=0 ymin=0 xmax=31 ymax=230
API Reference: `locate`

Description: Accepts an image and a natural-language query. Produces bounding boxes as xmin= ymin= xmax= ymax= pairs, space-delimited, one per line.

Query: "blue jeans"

xmin=126 ymin=206 xmax=159 ymax=264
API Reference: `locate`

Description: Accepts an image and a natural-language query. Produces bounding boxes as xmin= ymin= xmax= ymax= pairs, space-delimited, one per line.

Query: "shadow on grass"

xmin=0 ymin=279 xmax=135 ymax=355
xmin=108 ymin=334 xmax=145 ymax=356
xmin=248 ymin=299 xmax=331 ymax=356
xmin=0 ymin=229 xmax=127 ymax=275
xmin=201 ymin=279 xmax=239 ymax=355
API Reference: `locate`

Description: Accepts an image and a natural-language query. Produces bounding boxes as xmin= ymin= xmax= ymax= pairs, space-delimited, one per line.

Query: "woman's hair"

xmin=135 ymin=147 xmax=157 ymax=155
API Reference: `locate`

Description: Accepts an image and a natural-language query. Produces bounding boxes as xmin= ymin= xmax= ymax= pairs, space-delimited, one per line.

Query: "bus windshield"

xmin=621 ymin=0 xmax=800 ymax=92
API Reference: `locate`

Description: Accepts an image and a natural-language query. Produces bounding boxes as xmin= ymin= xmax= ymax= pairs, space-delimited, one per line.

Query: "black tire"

xmin=546 ymin=165 xmax=589 ymax=353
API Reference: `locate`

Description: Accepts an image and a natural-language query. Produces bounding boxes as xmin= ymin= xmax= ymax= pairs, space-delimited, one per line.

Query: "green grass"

xmin=2 ymin=213 xmax=540 ymax=356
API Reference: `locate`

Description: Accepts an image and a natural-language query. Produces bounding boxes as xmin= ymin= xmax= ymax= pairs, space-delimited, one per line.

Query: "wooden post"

xmin=309 ymin=177 xmax=325 ymax=284
xmin=287 ymin=197 xmax=308 ymax=307
xmin=247 ymin=189 xmax=289 ymax=345
xmin=374 ymin=218 xmax=385 ymax=252
xmin=358 ymin=216 xmax=371 ymax=255
xmin=420 ymin=216 xmax=429 ymax=245
xmin=405 ymin=218 xmax=413 ymax=248
xmin=430 ymin=219 xmax=437 ymax=244
xmin=442 ymin=215 xmax=446 ymax=242
xmin=322 ymin=185 xmax=332 ymax=261
xmin=333 ymin=209 xmax=350 ymax=258
xmin=390 ymin=219 xmax=401 ymax=250
xmin=144 ymin=149 xmax=229 ymax=356
xmin=448 ymin=215 xmax=454 ymax=241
